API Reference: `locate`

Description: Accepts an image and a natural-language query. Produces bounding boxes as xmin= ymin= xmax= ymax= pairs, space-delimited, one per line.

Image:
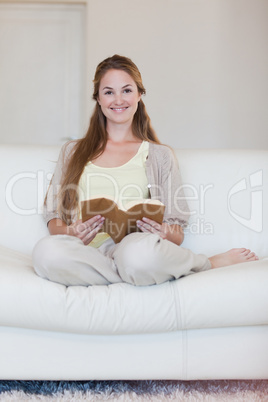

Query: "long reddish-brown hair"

xmin=58 ymin=54 xmax=160 ymax=224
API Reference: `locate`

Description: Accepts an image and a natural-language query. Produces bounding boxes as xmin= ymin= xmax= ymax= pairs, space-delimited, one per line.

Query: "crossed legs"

xmin=32 ymin=233 xmax=211 ymax=286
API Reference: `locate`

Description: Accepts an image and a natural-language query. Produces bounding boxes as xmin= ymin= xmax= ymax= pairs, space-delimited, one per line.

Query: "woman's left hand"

xmin=136 ymin=217 xmax=184 ymax=246
xmin=136 ymin=217 xmax=167 ymax=239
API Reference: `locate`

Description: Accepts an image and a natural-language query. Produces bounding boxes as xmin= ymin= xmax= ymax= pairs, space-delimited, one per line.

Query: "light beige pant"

xmin=32 ymin=232 xmax=211 ymax=287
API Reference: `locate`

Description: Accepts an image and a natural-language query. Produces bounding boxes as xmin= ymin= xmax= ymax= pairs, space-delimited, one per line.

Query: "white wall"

xmin=85 ymin=0 xmax=268 ymax=149
xmin=1 ymin=0 xmax=267 ymax=149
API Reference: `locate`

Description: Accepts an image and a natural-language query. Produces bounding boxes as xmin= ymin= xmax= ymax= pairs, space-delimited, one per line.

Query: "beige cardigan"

xmin=44 ymin=141 xmax=190 ymax=227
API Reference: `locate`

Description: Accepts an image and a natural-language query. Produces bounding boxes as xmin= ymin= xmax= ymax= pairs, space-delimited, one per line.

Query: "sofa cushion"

xmin=1 ymin=146 xmax=268 ymax=260
xmin=0 ymin=245 xmax=267 ymax=335
xmin=0 ymin=145 xmax=60 ymax=255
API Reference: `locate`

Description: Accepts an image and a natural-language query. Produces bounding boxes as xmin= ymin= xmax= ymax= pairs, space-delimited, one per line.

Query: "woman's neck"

xmin=106 ymin=121 xmax=137 ymax=143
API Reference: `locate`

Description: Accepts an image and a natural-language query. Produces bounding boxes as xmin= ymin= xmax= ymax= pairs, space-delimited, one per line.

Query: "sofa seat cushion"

xmin=0 ymin=245 xmax=267 ymax=335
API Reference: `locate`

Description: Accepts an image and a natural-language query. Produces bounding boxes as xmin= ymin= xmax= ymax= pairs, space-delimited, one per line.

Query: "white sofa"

xmin=0 ymin=144 xmax=267 ymax=381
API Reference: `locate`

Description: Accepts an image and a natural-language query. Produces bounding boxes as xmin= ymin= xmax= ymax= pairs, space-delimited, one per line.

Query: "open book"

xmin=81 ymin=198 xmax=165 ymax=243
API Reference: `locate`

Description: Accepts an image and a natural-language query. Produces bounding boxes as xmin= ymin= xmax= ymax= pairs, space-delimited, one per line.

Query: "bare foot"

xmin=209 ymin=248 xmax=259 ymax=269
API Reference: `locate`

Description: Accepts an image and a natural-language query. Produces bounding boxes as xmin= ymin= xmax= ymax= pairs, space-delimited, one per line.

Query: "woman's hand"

xmin=67 ymin=215 xmax=105 ymax=245
xmin=136 ymin=217 xmax=167 ymax=239
xmin=136 ymin=217 xmax=184 ymax=246
xmin=47 ymin=216 xmax=105 ymax=245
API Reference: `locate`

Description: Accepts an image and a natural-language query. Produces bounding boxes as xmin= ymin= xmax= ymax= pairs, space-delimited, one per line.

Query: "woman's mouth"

xmin=110 ymin=107 xmax=128 ymax=112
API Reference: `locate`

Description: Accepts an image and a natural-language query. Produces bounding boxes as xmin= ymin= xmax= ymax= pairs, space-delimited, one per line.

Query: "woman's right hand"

xmin=67 ymin=215 xmax=105 ymax=245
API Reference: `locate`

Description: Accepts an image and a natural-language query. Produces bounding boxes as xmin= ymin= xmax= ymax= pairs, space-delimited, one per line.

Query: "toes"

xmin=230 ymin=248 xmax=246 ymax=256
xmin=245 ymin=252 xmax=259 ymax=261
xmin=228 ymin=248 xmax=259 ymax=263
xmin=246 ymin=252 xmax=255 ymax=259
xmin=242 ymin=248 xmax=251 ymax=256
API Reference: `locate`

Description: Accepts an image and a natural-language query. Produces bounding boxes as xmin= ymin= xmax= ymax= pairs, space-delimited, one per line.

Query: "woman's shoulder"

xmin=148 ymin=142 xmax=176 ymax=163
xmin=61 ymin=139 xmax=78 ymax=153
xmin=59 ymin=139 xmax=79 ymax=161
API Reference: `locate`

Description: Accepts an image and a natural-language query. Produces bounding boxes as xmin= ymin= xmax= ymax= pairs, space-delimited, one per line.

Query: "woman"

xmin=32 ymin=54 xmax=258 ymax=286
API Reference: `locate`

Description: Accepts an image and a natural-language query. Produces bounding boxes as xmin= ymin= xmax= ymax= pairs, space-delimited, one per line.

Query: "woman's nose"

xmin=114 ymin=92 xmax=124 ymax=104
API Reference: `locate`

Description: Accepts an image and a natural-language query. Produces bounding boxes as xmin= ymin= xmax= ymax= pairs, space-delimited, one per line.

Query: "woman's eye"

xmin=104 ymin=91 xmax=113 ymax=95
xmin=124 ymin=89 xmax=132 ymax=93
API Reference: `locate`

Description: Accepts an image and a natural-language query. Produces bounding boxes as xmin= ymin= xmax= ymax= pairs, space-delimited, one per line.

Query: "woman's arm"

xmin=146 ymin=144 xmax=190 ymax=238
xmin=48 ymin=218 xmax=68 ymax=235
xmin=48 ymin=216 xmax=105 ymax=245
xmin=162 ymin=222 xmax=184 ymax=246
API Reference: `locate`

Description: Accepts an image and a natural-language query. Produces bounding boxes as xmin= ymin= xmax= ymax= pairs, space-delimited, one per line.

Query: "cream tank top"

xmin=79 ymin=141 xmax=150 ymax=248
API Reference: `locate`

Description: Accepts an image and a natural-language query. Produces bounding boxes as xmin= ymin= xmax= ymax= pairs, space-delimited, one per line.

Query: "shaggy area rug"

xmin=0 ymin=380 xmax=268 ymax=401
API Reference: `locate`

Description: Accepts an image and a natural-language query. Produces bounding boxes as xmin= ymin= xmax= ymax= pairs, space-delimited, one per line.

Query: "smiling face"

xmin=97 ymin=69 xmax=141 ymax=129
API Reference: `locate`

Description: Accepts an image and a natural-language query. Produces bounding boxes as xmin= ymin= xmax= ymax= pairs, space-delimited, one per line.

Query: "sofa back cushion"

xmin=0 ymin=145 xmax=60 ymax=255
xmin=177 ymin=149 xmax=268 ymax=257
xmin=1 ymin=145 xmax=268 ymax=257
